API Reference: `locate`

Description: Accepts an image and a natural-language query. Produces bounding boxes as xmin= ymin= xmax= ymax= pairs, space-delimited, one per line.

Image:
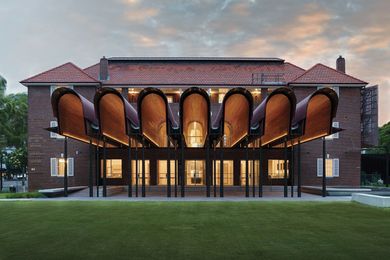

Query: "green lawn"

xmin=0 ymin=201 xmax=389 ymax=259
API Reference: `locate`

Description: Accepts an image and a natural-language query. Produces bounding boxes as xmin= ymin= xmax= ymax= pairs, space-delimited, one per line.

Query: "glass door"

xmin=185 ymin=160 xmax=205 ymax=186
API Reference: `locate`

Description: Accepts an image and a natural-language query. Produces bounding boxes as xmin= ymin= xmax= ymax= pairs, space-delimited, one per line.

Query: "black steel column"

xmin=181 ymin=136 xmax=185 ymax=197
xmin=322 ymin=137 xmax=326 ymax=197
xmin=89 ymin=139 xmax=93 ymax=197
xmin=291 ymin=145 xmax=294 ymax=197
xmin=103 ymin=136 xmax=107 ymax=197
xmin=174 ymin=141 xmax=178 ymax=197
xmin=283 ymin=138 xmax=288 ymax=197
xmin=142 ymin=137 xmax=146 ymax=197
xmin=259 ymin=142 xmax=263 ymax=197
xmin=135 ymin=143 xmax=138 ymax=197
xmin=213 ymin=145 xmax=217 ymax=197
xmin=96 ymin=145 xmax=99 ymax=197
xmin=206 ymin=138 xmax=210 ymax=197
xmin=167 ymin=142 xmax=171 ymax=197
xmin=64 ymin=136 xmax=68 ymax=197
xmin=245 ymin=139 xmax=249 ymax=197
xmin=252 ymin=152 xmax=255 ymax=197
xmin=220 ymin=139 xmax=224 ymax=197
xmin=128 ymin=136 xmax=132 ymax=197
xmin=297 ymin=139 xmax=301 ymax=197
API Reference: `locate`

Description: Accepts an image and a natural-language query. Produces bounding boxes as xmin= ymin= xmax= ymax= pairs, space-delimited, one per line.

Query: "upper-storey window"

xmin=50 ymin=85 xmax=73 ymax=96
xmin=326 ymin=122 xmax=340 ymax=140
xmin=50 ymin=120 xmax=64 ymax=139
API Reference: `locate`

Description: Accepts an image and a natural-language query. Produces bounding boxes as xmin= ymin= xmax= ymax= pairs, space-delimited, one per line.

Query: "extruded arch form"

xmin=251 ymin=87 xmax=296 ymax=146
xmin=212 ymin=88 xmax=253 ymax=147
xmin=94 ymin=87 xmax=139 ymax=146
xmin=138 ymin=87 xmax=178 ymax=147
xmin=180 ymin=87 xmax=210 ymax=148
xmin=290 ymin=87 xmax=339 ymax=145
xmin=51 ymin=87 xmax=101 ymax=145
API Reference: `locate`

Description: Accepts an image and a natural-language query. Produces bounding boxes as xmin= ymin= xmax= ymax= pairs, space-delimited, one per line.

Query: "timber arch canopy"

xmin=50 ymin=86 xmax=340 ymax=149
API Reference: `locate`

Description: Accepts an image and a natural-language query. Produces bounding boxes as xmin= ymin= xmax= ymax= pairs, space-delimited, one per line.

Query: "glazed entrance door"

xmin=185 ymin=160 xmax=205 ymax=186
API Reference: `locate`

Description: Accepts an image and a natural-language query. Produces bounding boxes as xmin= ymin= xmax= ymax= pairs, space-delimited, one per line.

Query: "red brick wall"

xmin=27 ymin=85 xmax=97 ymax=191
xmin=293 ymin=86 xmax=361 ymax=186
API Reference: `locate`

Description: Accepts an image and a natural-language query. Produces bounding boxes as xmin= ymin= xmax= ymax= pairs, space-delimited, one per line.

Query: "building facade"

xmin=22 ymin=56 xmax=368 ymax=192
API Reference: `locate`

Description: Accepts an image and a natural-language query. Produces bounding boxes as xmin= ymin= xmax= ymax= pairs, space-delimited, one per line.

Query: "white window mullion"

xmin=67 ymin=158 xmax=74 ymax=177
xmin=50 ymin=158 xmax=58 ymax=176
xmin=317 ymin=158 xmax=323 ymax=177
xmin=333 ymin=159 xmax=339 ymax=177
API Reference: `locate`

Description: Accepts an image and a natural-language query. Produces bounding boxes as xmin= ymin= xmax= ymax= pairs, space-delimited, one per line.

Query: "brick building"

xmin=21 ymin=56 xmax=368 ymax=193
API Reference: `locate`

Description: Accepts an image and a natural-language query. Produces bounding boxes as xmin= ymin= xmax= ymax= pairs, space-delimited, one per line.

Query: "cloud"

xmin=1 ymin=0 xmax=390 ymax=125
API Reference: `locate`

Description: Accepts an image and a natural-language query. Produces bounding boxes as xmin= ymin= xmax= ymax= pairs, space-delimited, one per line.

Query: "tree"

xmin=379 ymin=122 xmax=390 ymax=151
xmin=0 ymin=75 xmax=6 ymax=97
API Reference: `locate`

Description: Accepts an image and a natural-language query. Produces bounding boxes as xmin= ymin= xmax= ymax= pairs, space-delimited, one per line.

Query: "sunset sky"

xmin=0 ymin=0 xmax=389 ymax=125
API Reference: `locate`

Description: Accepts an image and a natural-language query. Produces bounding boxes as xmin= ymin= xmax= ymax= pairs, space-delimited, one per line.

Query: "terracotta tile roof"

xmin=290 ymin=63 xmax=367 ymax=85
xmin=22 ymin=58 xmax=368 ymax=87
xmin=21 ymin=62 xmax=99 ymax=84
xmin=84 ymin=60 xmax=305 ymax=86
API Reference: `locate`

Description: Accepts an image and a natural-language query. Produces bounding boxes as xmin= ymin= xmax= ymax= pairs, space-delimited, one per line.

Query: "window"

xmin=187 ymin=121 xmax=204 ymax=147
xmin=214 ymin=160 xmax=234 ymax=186
xmin=326 ymin=122 xmax=339 ymax=140
xmin=268 ymin=160 xmax=289 ymax=179
xmin=186 ymin=160 xmax=205 ymax=186
xmin=50 ymin=85 xmax=73 ymax=96
xmin=317 ymin=158 xmax=339 ymax=177
xmin=240 ymin=160 xmax=259 ymax=185
xmin=218 ymin=89 xmax=228 ymax=103
xmin=50 ymin=121 xmax=64 ymax=139
xmin=132 ymin=160 xmax=150 ymax=185
xmin=158 ymin=160 xmax=176 ymax=185
xmin=100 ymin=159 xmax=122 ymax=178
xmin=50 ymin=158 xmax=74 ymax=177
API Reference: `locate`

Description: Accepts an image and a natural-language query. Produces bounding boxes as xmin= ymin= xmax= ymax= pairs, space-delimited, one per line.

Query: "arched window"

xmin=187 ymin=121 xmax=203 ymax=147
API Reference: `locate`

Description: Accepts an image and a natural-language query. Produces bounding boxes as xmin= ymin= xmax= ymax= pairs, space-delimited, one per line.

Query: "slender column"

xmin=103 ymin=136 xmax=107 ymax=197
xmin=96 ymin=145 xmax=99 ymax=197
xmin=284 ymin=138 xmax=288 ymax=197
xmin=245 ymin=139 xmax=249 ymax=198
xmin=89 ymin=139 xmax=93 ymax=197
xmin=291 ymin=145 xmax=294 ymax=197
xmin=206 ymin=137 xmax=210 ymax=197
xmin=142 ymin=137 xmax=146 ymax=197
xmin=128 ymin=136 xmax=132 ymax=197
xmin=259 ymin=141 xmax=263 ymax=197
xmin=181 ymin=136 xmax=185 ymax=197
xmin=167 ymin=141 xmax=171 ymax=197
xmin=0 ymin=152 xmax=3 ymax=192
xmin=252 ymin=150 xmax=255 ymax=197
xmin=386 ymin=151 xmax=389 ymax=187
xmin=322 ymin=137 xmax=326 ymax=197
xmin=297 ymin=139 xmax=302 ymax=197
xmin=213 ymin=145 xmax=217 ymax=197
xmin=64 ymin=136 xmax=68 ymax=197
xmin=220 ymin=139 xmax=224 ymax=197
xmin=135 ymin=143 xmax=139 ymax=197
xmin=174 ymin=141 xmax=178 ymax=197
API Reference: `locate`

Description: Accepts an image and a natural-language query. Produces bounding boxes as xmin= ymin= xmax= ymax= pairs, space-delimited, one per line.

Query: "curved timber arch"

xmin=251 ymin=87 xmax=296 ymax=146
xmin=180 ymin=87 xmax=210 ymax=148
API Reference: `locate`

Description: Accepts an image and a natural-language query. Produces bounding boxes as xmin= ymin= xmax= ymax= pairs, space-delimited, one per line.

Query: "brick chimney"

xmin=99 ymin=56 xmax=109 ymax=80
xmin=336 ymin=55 xmax=345 ymax=73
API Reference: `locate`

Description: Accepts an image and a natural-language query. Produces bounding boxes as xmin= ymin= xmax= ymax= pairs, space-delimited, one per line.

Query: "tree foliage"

xmin=379 ymin=122 xmax=390 ymax=152
xmin=0 ymin=75 xmax=28 ymax=174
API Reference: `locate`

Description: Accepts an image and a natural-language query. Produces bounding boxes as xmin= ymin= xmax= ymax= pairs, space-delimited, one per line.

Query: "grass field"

xmin=0 ymin=201 xmax=389 ymax=259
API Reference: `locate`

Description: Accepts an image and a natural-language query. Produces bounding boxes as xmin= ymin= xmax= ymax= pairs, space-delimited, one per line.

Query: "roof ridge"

xmin=20 ymin=62 xmax=99 ymax=84
xmin=288 ymin=63 xmax=319 ymax=83
xmin=284 ymin=62 xmax=306 ymax=72
xmin=314 ymin=62 xmax=368 ymax=84
xmin=21 ymin=62 xmax=73 ymax=83
xmin=83 ymin=63 xmax=99 ymax=71
xmin=68 ymin=62 xmax=99 ymax=83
